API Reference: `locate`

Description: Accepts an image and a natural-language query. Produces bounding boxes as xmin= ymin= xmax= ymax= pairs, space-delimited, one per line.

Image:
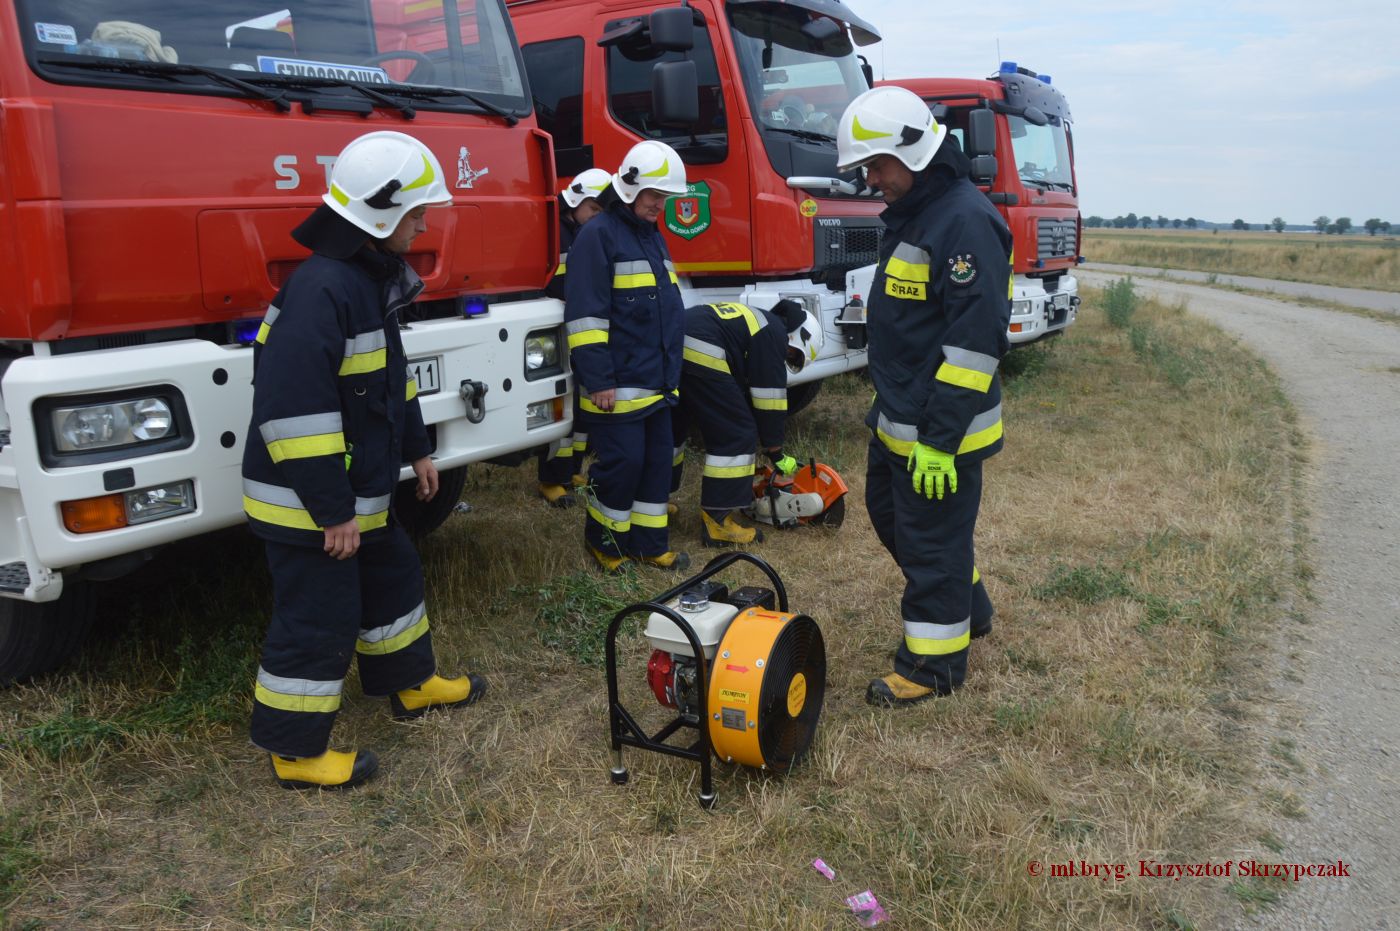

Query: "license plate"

xmin=408 ymin=355 xmax=441 ymax=395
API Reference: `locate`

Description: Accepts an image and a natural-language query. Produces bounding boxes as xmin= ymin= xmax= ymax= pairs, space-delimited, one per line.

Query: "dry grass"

xmin=1085 ymin=228 xmax=1400 ymax=292
xmin=0 ymin=289 xmax=1305 ymax=930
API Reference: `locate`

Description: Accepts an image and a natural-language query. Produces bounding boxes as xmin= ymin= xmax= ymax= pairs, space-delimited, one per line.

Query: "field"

xmin=1084 ymin=227 xmax=1400 ymax=292
xmin=0 ymin=285 xmax=1306 ymax=929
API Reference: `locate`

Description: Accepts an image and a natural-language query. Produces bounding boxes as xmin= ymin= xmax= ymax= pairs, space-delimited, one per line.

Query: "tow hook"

xmin=459 ymin=379 xmax=488 ymax=424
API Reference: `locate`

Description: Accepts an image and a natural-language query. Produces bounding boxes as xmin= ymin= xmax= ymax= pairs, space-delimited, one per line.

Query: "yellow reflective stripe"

xmin=643 ymin=157 xmax=671 ymax=179
xmin=255 ymin=321 xmax=272 ymax=344
xmin=957 ymin=417 xmax=1003 ymax=455
xmin=406 ymin=378 xmax=418 ymax=401
xmin=904 ymin=631 xmax=971 ymax=656
xmin=683 ymin=347 xmax=731 ymax=373
xmin=851 ymin=115 xmax=891 ymax=141
xmin=668 ymin=271 xmax=679 ymax=284
xmin=710 ymin=302 xmax=762 ymax=335
xmin=751 ymin=396 xmax=787 ymax=411
xmin=400 ymin=153 xmax=437 ymax=192
xmin=973 ymin=566 xmax=981 ymax=584
xmin=554 ymin=262 xmax=567 ymax=277
xmin=613 ymin=273 xmax=657 ymax=289
xmin=876 ymin=427 xmax=914 ymax=457
xmin=355 ymin=614 xmax=429 ymax=655
xmin=242 ymin=496 xmax=389 ymax=532
xmin=587 ymin=503 xmax=630 ymax=533
xmin=568 ymin=330 xmax=609 ymax=350
xmin=265 ymin=433 xmax=346 ymax=463
xmin=339 ymin=348 xmax=387 ymax=376
xmin=703 ymin=464 xmax=754 ymax=479
xmin=329 ymin=182 xmax=350 ymax=206
xmin=254 ymin=683 xmax=341 ymax=714
xmin=936 ymin=362 xmax=994 ymax=393
xmin=632 ymin=510 xmax=668 ymax=529
xmin=579 ymin=393 xmax=663 ymax=415
xmin=1008 ymin=247 xmax=1015 ymax=300
xmin=885 ymin=256 xmax=930 ymax=282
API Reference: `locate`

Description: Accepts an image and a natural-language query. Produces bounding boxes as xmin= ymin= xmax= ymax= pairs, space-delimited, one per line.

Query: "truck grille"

xmin=1037 ymin=218 xmax=1078 ymax=261
xmin=815 ymin=222 xmax=885 ymax=273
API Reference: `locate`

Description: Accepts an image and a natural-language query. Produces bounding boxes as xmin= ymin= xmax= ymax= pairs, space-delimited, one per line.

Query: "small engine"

xmin=644 ymin=582 xmax=775 ymax=718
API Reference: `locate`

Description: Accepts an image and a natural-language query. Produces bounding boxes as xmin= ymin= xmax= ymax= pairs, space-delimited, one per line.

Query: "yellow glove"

xmin=767 ymin=449 xmax=799 ymax=476
xmin=907 ymin=443 xmax=957 ymax=500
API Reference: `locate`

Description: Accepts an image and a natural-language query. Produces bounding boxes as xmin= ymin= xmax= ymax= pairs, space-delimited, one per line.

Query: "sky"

xmin=866 ymin=0 xmax=1399 ymax=226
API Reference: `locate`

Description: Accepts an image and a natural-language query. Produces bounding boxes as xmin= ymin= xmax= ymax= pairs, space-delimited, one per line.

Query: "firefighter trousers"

xmin=865 ymin=437 xmax=986 ymax=694
xmin=584 ymin=404 xmax=674 ymax=558
xmin=670 ymin=374 xmax=758 ymax=514
xmin=250 ymin=526 xmax=436 ymax=758
xmin=538 ymin=395 xmax=586 ymax=485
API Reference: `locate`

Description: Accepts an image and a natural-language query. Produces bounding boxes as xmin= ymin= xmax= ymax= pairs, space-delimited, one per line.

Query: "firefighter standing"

xmin=536 ymin=168 xmax=612 ymax=507
xmin=671 ymin=299 xmax=808 ymax=546
xmin=835 ymin=87 xmax=1012 ymax=706
xmin=243 ymin=131 xmax=486 ymax=789
xmin=565 ymin=140 xmax=690 ymax=573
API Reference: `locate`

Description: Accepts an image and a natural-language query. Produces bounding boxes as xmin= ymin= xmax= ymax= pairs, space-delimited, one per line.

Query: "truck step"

xmin=0 ymin=562 xmax=30 ymax=594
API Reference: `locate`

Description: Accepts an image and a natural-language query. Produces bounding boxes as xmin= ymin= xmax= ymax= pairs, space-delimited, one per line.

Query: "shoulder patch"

xmin=948 ymin=254 xmax=978 ymax=286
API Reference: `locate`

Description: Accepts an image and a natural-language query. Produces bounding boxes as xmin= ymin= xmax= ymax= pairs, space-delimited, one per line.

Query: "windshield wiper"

xmin=267 ymin=75 xmax=416 ymax=119
xmin=39 ymin=56 xmax=291 ymax=111
xmin=764 ymin=125 xmax=833 ymax=144
xmin=394 ymin=85 xmax=519 ymax=126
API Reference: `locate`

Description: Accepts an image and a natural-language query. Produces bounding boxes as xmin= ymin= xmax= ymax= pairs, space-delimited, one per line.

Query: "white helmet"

xmin=612 ymin=140 xmax=687 ymax=204
xmin=836 ymin=86 xmax=946 ymax=173
xmin=785 ymin=309 xmax=825 ymax=373
xmin=561 ymin=168 xmax=613 ymax=209
xmin=324 ymin=131 xmax=452 ymax=237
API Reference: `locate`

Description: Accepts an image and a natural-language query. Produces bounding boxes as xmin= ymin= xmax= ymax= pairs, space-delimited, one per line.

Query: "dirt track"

xmin=1080 ymin=269 xmax=1400 ymax=929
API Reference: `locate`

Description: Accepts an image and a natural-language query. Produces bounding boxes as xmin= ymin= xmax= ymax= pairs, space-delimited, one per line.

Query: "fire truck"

xmin=885 ymin=64 xmax=1082 ymax=343
xmin=506 ymin=0 xmax=885 ymax=410
xmin=0 ymin=0 xmax=572 ymax=683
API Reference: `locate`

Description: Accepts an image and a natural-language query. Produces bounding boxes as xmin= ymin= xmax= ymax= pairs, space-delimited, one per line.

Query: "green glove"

xmin=907 ymin=442 xmax=957 ymax=500
xmin=773 ymin=454 xmax=798 ymax=476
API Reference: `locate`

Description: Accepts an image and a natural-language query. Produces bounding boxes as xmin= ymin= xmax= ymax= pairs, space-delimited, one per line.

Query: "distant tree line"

xmin=1083 ymin=215 xmax=1394 ymax=235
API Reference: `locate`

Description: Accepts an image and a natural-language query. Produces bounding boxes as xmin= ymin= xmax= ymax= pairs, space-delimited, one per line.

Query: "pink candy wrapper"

xmin=812 ymin=858 xmax=836 ymax=880
xmin=845 ymin=889 xmax=888 ymax=927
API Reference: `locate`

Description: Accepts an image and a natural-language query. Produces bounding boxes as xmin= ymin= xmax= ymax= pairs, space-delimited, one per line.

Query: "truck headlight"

xmin=524 ymin=329 xmax=564 ymax=380
xmin=36 ymin=386 xmax=192 ymax=467
xmin=1011 ymin=299 xmax=1034 ymax=317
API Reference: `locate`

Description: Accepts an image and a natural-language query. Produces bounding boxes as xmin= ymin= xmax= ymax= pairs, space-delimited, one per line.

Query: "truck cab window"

xmin=1008 ymin=115 xmax=1074 ymax=189
xmin=522 ymin=37 xmax=592 ymax=176
xmin=605 ymin=22 xmax=727 ymax=165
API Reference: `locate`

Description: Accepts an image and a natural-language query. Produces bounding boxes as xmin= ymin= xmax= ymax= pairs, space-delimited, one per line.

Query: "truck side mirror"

xmin=969 ymin=154 xmax=997 ymax=185
xmin=649 ymin=7 xmax=694 ymax=51
xmin=652 ymin=59 xmax=699 ymax=127
xmin=966 ymin=108 xmax=996 ymax=157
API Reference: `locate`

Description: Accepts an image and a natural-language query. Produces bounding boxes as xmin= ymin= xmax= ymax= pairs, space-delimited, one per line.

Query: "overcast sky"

xmin=866 ymin=0 xmax=1399 ymax=226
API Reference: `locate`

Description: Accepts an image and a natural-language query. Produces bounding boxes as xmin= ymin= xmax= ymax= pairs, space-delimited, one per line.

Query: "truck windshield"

xmin=1008 ymin=115 xmax=1074 ymax=190
xmin=728 ymin=5 xmax=868 ymax=143
xmin=18 ymin=0 xmax=529 ymax=113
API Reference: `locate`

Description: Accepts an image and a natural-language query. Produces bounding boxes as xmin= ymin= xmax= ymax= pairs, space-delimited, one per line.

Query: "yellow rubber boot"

xmin=637 ymin=551 xmax=691 ymax=572
xmin=391 ymin=673 xmax=488 ymax=720
xmin=586 ymin=545 xmax=630 ymax=575
xmin=571 ymin=473 xmax=588 ymax=490
xmin=538 ymin=483 xmax=576 ymax=508
xmin=272 ymin=748 xmax=379 ymax=790
xmin=701 ymin=511 xmax=764 ymax=548
xmin=865 ymin=673 xmax=938 ymax=707
xmin=666 ymin=500 xmax=679 ymax=517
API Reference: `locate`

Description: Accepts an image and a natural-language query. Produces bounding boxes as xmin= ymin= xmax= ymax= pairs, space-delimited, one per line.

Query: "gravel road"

xmin=1084 ymin=263 xmax=1400 ymax=315
xmin=1079 ymin=270 xmax=1400 ymax=930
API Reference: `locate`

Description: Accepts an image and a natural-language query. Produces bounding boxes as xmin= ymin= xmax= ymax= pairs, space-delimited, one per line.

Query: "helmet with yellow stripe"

xmin=836 ymin=86 xmax=946 ymax=173
xmin=612 ymin=140 xmax=687 ymax=204
xmin=562 ymin=168 xmax=613 ymax=209
xmin=324 ymin=131 xmax=453 ymax=238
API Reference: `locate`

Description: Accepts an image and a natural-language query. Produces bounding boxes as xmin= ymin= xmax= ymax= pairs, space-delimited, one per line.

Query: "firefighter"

xmin=670 ymin=299 xmax=809 ymax=546
xmin=834 ymin=87 xmax=1011 ymax=706
xmin=565 ymin=140 xmax=690 ymax=573
xmin=536 ymin=168 xmax=612 ymax=507
xmin=242 ymin=131 xmax=487 ymax=789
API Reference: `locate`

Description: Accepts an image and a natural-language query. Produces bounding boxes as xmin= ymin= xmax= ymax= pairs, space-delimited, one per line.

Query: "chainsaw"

xmin=749 ymin=459 xmax=848 ymax=529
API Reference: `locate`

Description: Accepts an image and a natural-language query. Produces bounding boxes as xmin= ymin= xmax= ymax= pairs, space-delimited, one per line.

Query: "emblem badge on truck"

xmin=456 ymin=146 xmax=489 ymax=189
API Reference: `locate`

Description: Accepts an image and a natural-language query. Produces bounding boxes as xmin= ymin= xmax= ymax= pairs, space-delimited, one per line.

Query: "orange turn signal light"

xmin=61 ymin=493 xmax=127 ymax=534
xmin=1009 ymin=323 xmax=1024 ymax=333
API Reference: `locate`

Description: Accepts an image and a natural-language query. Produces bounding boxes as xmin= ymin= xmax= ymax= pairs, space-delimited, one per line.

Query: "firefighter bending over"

xmin=670 ymin=299 xmax=809 ymax=546
xmin=536 ymin=168 xmax=612 ymax=508
xmin=566 ymin=141 xmax=690 ymax=574
xmin=835 ymin=87 xmax=1011 ymax=707
xmin=242 ymin=131 xmax=486 ymax=789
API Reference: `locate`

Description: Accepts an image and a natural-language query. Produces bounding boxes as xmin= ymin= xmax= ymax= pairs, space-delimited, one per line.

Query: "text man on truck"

xmin=0 ymin=0 xmax=571 ymax=684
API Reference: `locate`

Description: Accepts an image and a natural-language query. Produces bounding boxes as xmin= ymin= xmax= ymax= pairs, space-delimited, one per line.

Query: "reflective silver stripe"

xmin=633 ymin=500 xmax=668 ymax=517
xmin=360 ymin=601 xmax=427 ymax=645
xmin=705 ymin=453 xmax=755 ymax=469
xmin=614 ymin=260 xmax=651 ymax=276
xmin=965 ymin=404 xmax=1002 ymax=436
xmin=557 ymin=252 xmax=568 ymax=265
xmin=750 ymin=386 xmax=787 ymax=401
xmin=892 ymin=242 xmax=931 ymax=265
xmin=243 ymin=479 xmax=389 ymax=517
xmin=904 ymin=618 xmax=972 ymax=641
xmin=664 ymin=260 xmax=676 ymax=273
xmin=259 ymin=412 xmax=344 ymax=445
xmin=264 ymin=305 xmax=282 ymax=326
xmin=257 ymin=666 xmax=343 ymax=698
xmin=684 ymin=336 xmax=726 ymax=360
xmin=344 ymin=330 xmax=387 ymax=358
xmin=614 ymin=387 xmax=655 ymax=401
xmin=589 ymin=495 xmax=632 ymax=524
xmin=942 ymin=346 xmax=1000 ymax=376
xmin=566 ymin=316 xmax=610 ymax=335
xmin=876 ymin=413 xmax=918 ymax=442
